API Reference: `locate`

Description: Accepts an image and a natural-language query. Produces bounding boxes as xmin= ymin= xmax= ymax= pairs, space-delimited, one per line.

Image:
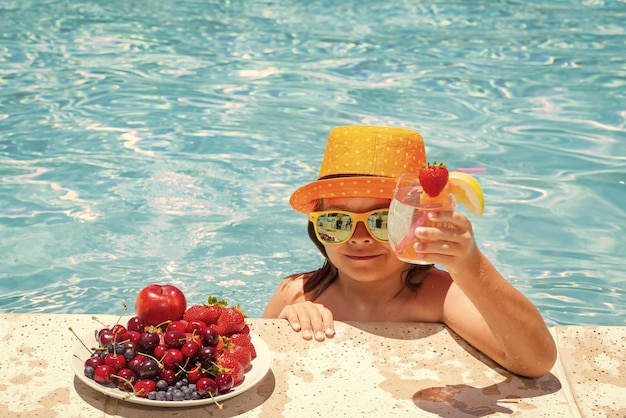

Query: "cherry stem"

xmin=116 ymin=303 xmax=128 ymax=326
xmin=155 ymin=320 xmax=172 ymax=329
xmin=111 ymin=373 xmax=135 ymax=392
xmin=207 ymin=390 xmax=223 ymax=410
xmin=91 ymin=316 xmax=109 ymax=328
xmin=69 ymin=327 xmax=92 ymax=354
xmin=138 ymin=351 xmax=165 ymax=369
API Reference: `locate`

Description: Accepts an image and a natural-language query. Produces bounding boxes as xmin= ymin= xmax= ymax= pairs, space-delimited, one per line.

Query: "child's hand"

xmin=278 ymin=301 xmax=335 ymax=341
xmin=413 ymin=211 xmax=479 ymax=276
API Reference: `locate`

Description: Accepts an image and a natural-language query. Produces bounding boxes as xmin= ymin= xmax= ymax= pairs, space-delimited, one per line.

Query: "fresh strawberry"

xmin=182 ymin=296 xmax=227 ymax=325
xmin=217 ymin=354 xmax=245 ymax=386
xmin=419 ymin=162 xmax=449 ymax=197
xmin=203 ymin=305 xmax=224 ymax=325
xmin=228 ymin=333 xmax=256 ymax=358
xmin=223 ymin=345 xmax=252 ymax=370
xmin=215 ymin=306 xmax=246 ymax=336
xmin=183 ymin=305 xmax=210 ymax=322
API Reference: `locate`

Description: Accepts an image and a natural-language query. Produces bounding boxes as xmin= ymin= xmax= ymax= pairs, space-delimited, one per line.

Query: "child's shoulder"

xmin=419 ymin=267 xmax=454 ymax=296
xmin=277 ymin=273 xmax=306 ymax=298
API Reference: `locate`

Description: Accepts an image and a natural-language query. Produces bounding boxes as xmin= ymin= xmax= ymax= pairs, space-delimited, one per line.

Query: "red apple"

xmin=135 ymin=284 xmax=187 ymax=326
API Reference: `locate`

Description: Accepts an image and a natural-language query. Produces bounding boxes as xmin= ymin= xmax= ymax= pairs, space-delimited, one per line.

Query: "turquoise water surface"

xmin=1 ymin=0 xmax=624 ymax=325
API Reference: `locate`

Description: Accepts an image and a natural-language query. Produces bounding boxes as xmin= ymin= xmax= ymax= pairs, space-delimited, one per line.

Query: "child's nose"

xmin=350 ymin=221 xmax=373 ymax=242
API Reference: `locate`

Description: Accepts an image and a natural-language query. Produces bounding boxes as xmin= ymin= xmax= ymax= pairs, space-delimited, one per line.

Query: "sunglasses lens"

xmin=367 ymin=211 xmax=388 ymax=241
xmin=314 ymin=213 xmax=354 ymax=243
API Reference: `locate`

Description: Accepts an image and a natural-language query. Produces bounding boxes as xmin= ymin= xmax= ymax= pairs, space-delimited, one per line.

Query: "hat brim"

xmin=289 ymin=176 xmax=398 ymax=214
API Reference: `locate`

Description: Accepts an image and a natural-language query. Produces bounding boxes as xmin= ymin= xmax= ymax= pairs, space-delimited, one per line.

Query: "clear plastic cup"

xmin=388 ymin=172 xmax=454 ymax=264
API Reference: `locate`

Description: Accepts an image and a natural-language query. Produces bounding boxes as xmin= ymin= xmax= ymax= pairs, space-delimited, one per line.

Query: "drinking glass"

xmin=387 ymin=172 xmax=454 ymax=264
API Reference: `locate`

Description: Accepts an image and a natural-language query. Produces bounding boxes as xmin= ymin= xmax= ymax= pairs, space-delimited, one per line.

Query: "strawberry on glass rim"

xmin=419 ymin=161 xmax=449 ymax=198
xmin=418 ymin=162 xmax=484 ymax=216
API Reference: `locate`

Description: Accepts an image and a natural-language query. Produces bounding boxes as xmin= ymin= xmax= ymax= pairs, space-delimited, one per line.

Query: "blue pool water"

xmin=1 ymin=0 xmax=624 ymax=325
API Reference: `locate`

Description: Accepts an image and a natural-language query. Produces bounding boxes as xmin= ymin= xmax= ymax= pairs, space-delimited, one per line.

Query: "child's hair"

xmin=285 ymin=199 xmax=432 ymax=300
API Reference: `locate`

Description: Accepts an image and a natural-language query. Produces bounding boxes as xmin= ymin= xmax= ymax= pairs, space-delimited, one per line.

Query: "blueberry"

xmin=84 ymin=366 xmax=95 ymax=379
xmin=173 ymin=390 xmax=185 ymax=401
xmin=156 ymin=379 xmax=169 ymax=391
xmin=123 ymin=348 xmax=135 ymax=361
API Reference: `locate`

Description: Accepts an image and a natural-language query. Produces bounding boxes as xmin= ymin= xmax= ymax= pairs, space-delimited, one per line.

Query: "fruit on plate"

xmin=183 ymin=296 xmax=227 ymax=325
xmin=135 ymin=284 xmax=187 ymax=326
xmin=71 ymin=291 xmax=257 ymax=406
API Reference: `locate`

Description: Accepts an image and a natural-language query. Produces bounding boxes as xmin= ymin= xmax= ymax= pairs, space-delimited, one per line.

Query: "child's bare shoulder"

xmin=417 ymin=268 xmax=454 ymax=299
xmin=263 ymin=274 xmax=307 ymax=317
xmin=278 ymin=273 xmax=307 ymax=298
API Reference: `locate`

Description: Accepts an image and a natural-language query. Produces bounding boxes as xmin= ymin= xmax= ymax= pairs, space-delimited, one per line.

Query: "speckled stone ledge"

xmin=1 ymin=314 xmax=624 ymax=417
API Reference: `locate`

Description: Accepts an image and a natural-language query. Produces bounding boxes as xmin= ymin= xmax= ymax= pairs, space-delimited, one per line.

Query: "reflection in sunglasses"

xmin=309 ymin=210 xmax=389 ymax=244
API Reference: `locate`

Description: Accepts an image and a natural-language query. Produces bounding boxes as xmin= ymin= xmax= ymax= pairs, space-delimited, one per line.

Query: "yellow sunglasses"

xmin=309 ymin=209 xmax=389 ymax=245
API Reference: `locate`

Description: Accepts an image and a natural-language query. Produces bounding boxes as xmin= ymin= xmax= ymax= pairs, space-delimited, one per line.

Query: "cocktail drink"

xmin=388 ymin=172 xmax=454 ymax=264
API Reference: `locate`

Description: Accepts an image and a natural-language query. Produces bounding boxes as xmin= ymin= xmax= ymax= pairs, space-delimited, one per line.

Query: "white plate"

xmin=71 ymin=320 xmax=272 ymax=407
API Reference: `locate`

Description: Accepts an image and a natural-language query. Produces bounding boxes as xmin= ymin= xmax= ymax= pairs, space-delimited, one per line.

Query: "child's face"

xmin=321 ymin=197 xmax=409 ymax=283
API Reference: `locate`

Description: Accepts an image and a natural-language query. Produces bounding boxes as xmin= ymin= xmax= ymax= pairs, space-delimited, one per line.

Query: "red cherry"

xmin=195 ymin=377 xmax=218 ymax=397
xmin=162 ymin=349 xmax=184 ymax=370
xmin=159 ymin=368 xmax=178 ymax=386
xmin=138 ymin=331 xmax=160 ymax=352
xmin=164 ymin=330 xmax=185 ymax=348
xmin=112 ymin=368 xmax=137 ymax=391
xmin=153 ymin=343 xmax=168 ymax=359
xmin=127 ymin=355 xmax=147 ymax=372
xmin=133 ymin=379 xmax=157 ymax=398
xmin=215 ymin=372 xmax=234 ymax=393
xmin=198 ymin=346 xmax=218 ymax=367
xmin=166 ymin=320 xmax=188 ymax=333
xmin=126 ymin=316 xmax=145 ymax=333
xmin=111 ymin=324 xmax=127 ymax=339
xmin=185 ymin=365 xmax=207 ymax=383
xmin=121 ymin=330 xmax=141 ymax=344
xmin=201 ymin=326 xmax=219 ymax=347
xmin=97 ymin=329 xmax=115 ymax=346
xmin=93 ymin=364 xmax=115 ymax=385
xmin=136 ymin=358 xmax=160 ymax=380
xmin=180 ymin=340 xmax=199 ymax=359
xmin=104 ymin=353 xmax=127 ymax=371
xmin=186 ymin=319 xmax=207 ymax=335
xmin=122 ymin=341 xmax=137 ymax=353
xmin=85 ymin=355 xmax=103 ymax=369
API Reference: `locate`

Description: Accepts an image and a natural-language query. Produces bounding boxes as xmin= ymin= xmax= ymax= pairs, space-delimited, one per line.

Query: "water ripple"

xmin=1 ymin=0 xmax=625 ymax=322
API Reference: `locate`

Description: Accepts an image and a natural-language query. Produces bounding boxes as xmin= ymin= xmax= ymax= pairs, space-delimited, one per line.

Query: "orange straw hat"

xmin=289 ymin=126 xmax=427 ymax=214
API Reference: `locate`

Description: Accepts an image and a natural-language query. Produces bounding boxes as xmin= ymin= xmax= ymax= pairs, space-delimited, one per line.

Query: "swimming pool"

xmin=1 ymin=0 xmax=624 ymax=325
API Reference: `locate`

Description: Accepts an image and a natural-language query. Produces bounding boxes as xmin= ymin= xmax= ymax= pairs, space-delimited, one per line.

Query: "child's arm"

xmin=414 ymin=211 xmax=557 ymax=377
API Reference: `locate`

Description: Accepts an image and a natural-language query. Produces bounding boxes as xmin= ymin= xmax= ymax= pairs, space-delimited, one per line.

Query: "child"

xmin=263 ymin=126 xmax=557 ymax=378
